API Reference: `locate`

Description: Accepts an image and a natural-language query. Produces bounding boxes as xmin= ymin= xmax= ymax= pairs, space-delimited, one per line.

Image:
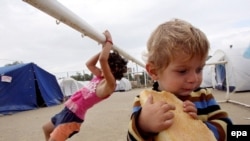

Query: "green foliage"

xmin=128 ymin=73 xmax=134 ymax=81
xmin=4 ymin=61 xmax=24 ymax=66
xmin=70 ymin=72 xmax=93 ymax=81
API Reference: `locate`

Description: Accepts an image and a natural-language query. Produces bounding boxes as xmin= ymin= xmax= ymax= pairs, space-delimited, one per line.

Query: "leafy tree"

xmin=70 ymin=72 xmax=93 ymax=81
xmin=127 ymin=73 xmax=134 ymax=81
xmin=4 ymin=61 xmax=23 ymax=66
xmin=83 ymin=73 xmax=93 ymax=81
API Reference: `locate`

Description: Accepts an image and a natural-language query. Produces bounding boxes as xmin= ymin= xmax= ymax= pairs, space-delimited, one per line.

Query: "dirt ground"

xmin=0 ymin=88 xmax=249 ymax=141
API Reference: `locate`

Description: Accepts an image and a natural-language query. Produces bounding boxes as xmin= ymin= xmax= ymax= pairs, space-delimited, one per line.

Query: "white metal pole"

xmin=23 ymin=0 xmax=145 ymax=68
xmin=225 ymin=63 xmax=230 ymax=101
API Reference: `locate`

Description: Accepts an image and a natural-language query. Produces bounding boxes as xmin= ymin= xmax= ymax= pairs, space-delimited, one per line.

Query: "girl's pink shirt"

xmin=64 ymin=76 xmax=110 ymax=119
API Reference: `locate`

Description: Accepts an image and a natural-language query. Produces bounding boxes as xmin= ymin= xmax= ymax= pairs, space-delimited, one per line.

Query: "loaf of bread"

xmin=139 ymin=89 xmax=217 ymax=141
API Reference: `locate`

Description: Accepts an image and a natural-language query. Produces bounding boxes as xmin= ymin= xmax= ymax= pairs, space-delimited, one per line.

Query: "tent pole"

xmin=210 ymin=62 xmax=250 ymax=107
xmin=227 ymin=100 xmax=250 ymax=108
xmin=222 ymin=64 xmax=250 ymax=107
xmin=225 ymin=63 xmax=230 ymax=101
xmin=144 ymin=70 xmax=147 ymax=88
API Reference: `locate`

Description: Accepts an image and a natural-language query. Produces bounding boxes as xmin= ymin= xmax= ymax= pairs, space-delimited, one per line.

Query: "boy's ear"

xmin=146 ymin=63 xmax=158 ymax=80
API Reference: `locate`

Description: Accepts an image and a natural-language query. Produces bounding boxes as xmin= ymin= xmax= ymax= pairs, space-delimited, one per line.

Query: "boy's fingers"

xmin=145 ymin=94 xmax=153 ymax=105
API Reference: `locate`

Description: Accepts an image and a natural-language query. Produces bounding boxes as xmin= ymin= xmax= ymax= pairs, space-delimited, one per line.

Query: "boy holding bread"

xmin=127 ymin=19 xmax=232 ymax=141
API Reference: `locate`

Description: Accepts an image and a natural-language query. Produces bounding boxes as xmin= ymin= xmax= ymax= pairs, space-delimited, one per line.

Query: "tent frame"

xmin=206 ymin=61 xmax=250 ymax=107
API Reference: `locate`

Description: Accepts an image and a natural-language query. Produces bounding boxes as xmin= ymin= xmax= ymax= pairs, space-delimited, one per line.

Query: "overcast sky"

xmin=1 ymin=0 xmax=250 ymax=77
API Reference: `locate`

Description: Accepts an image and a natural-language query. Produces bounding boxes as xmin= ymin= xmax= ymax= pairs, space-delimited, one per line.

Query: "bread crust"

xmin=139 ymin=89 xmax=217 ymax=141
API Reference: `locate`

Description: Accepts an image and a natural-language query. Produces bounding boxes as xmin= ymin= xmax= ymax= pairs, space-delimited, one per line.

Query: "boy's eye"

xmin=178 ymin=70 xmax=187 ymax=74
xmin=196 ymin=67 xmax=203 ymax=73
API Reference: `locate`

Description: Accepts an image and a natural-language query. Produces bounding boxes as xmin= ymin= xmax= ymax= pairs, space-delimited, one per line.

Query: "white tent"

xmin=200 ymin=65 xmax=214 ymax=88
xmin=115 ymin=77 xmax=132 ymax=92
xmin=59 ymin=78 xmax=84 ymax=98
xmin=201 ymin=47 xmax=250 ymax=92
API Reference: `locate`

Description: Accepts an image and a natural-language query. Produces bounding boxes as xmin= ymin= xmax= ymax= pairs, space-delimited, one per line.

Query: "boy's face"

xmin=151 ymin=54 xmax=205 ymax=96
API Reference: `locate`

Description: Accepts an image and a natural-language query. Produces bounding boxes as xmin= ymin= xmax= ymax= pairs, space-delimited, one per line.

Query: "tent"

xmin=200 ymin=65 xmax=214 ymax=88
xmin=59 ymin=78 xmax=85 ymax=99
xmin=115 ymin=77 xmax=132 ymax=92
xmin=201 ymin=47 xmax=250 ymax=92
xmin=59 ymin=77 xmax=132 ymax=94
xmin=0 ymin=63 xmax=63 ymax=115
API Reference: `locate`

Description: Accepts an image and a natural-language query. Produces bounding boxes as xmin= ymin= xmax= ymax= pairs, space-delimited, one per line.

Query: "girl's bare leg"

xmin=42 ymin=121 xmax=55 ymax=141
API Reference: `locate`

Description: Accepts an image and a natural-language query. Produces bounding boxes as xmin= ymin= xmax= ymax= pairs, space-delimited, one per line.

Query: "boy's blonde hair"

xmin=146 ymin=19 xmax=210 ymax=72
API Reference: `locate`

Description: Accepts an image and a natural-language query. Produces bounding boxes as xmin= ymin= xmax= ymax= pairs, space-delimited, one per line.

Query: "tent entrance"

xmin=205 ymin=50 xmax=250 ymax=108
xmin=34 ymin=78 xmax=46 ymax=107
xmin=215 ymin=64 xmax=235 ymax=92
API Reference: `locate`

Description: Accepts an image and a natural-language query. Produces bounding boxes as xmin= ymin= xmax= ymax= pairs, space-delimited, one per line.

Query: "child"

xmin=127 ymin=19 xmax=232 ymax=141
xmin=42 ymin=30 xmax=128 ymax=141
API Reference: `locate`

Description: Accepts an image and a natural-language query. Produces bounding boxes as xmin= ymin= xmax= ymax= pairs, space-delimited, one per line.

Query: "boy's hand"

xmin=138 ymin=94 xmax=176 ymax=133
xmin=183 ymin=100 xmax=197 ymax=119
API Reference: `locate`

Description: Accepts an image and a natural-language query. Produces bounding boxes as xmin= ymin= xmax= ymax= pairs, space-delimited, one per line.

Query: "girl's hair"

xmin=108 ymin=50 xmax=128 ymax=80
xmin=146 ymin=18 xmax=210 ymax=72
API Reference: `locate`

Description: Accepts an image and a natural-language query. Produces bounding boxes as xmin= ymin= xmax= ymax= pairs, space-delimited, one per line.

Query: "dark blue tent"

xmin=0 ymin=63 xmax=63 ymax=115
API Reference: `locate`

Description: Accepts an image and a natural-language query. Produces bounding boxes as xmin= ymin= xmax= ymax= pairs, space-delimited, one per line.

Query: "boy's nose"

xmin=187 ymin=72 xmax=199 ymax=83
